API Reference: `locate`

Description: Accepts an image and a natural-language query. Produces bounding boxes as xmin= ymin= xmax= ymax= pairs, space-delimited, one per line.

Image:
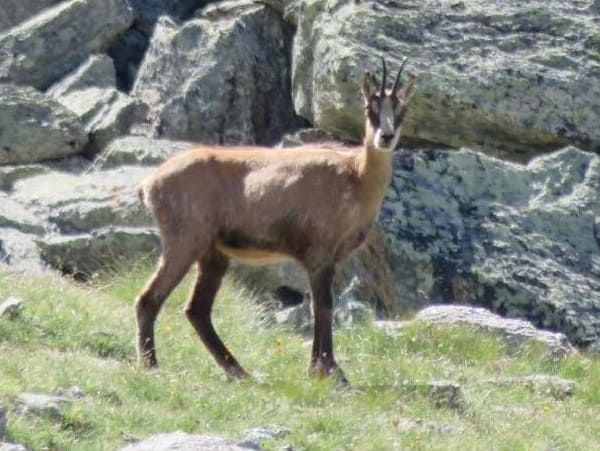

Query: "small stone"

xmin=274 ymin=304 xmax=312 ymax=336
xmin=55 ymin=386 xmax=85 ymax=399
xmin=402 ymin=380 xmax=463 ymax=410
xmin=0 ymin=297 xmax=23 ymax=319
xmin=392 ymin=416 xmax=462 ymax=435
xmin=120 ymin=431 xmax=260 ymax=450
xmin=426 ymin=380 xmax=463 ymax=409
xmin=17 ymin=392 xmax=70 ymax=419
xmin=242 ymin=425 xmax=290 ymax=442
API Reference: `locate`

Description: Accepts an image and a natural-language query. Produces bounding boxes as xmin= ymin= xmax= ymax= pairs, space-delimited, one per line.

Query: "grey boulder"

xmin=11 ymin=166 xmax=152 ymax=234
xmin=37 ymin=227 xmax=160 ymax=275
xmin=133 ymin=0 xmax=297 ymax=145
xmin=56 ymin=87 xmax=148 ymax=153
xmin=292 ymin=0 xmax=600 ymax=159
xmin=0 ymin=0 xmax=134 ymax=90
xmin=0 ymin=85 xmax=87 ymax=165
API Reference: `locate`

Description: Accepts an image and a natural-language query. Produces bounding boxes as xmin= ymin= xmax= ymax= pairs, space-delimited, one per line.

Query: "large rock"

xmin=0 ymin=85 xmax=88 ymax=165
xmin=11 ymin=166 xmax=152 ymax=233
xmin=56 ymin=87 xmax=148 ymax=153
xmin=0 ymin=0 xmax=64 ymax=32
xmin=47 ymin=55 xmax=118 ymax=98
xmin=7 ymin=165 xmax=156 ymax=274
xmin=108 ymin=1 xmax=213 ymax=92
xmin=0 ymin=0 xmax=134 ymax=90
xmin=381 ymin=146 xmax=600 ymax=348
xmin=291 ymin=0 xmax=600 ymax=159
xmin=93 ymin=136 xmax=192 ymax=169
xmin=132 ymin=0 xmax=298 ymax=145
xmin=37 ymin=227 xmax=160 ymax=275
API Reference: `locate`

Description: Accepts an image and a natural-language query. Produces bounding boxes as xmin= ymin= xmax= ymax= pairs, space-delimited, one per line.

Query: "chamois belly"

xmin=216 ymin=227 xmax=298 ymax=265
xmin=216 ymin=243 xmax=291 ymax=265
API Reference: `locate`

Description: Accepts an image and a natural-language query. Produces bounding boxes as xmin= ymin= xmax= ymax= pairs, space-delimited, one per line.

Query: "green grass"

xmin=1 ymin=262 xmax=599 ymax=450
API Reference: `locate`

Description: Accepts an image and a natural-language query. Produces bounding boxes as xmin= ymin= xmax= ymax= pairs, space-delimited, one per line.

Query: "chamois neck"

xmin=356 ymin=126 xmax=393 ymax=210
xmin=358 ymin=124 xmax=393 ymax=177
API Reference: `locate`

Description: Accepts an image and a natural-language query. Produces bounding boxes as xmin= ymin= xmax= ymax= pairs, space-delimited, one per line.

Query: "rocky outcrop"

xmin=0 ymin=0 xmax=134 ymax=90
xmin=133 ymin=0 xmax=298 ymax=145
xmin=291 ymin=0 xmax=600 ymax=159
xmin=0 ymin=85 xmax=88 ymax=165
xmin=381 ymin=147 xmax=600 ymax=348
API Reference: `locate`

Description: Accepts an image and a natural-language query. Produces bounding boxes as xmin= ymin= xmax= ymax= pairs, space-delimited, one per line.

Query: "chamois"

xmin=135 ymin=58 xmax=417 ymax=383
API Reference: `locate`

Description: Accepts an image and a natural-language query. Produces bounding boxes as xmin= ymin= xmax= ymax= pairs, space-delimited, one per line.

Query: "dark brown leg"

xmin=308 ymin=265 xmax=348 ymax=385
xmin=184 ymin=249 xmax=248 ymax=380
xmin=135 ymin=250 xmax=195 ymax=367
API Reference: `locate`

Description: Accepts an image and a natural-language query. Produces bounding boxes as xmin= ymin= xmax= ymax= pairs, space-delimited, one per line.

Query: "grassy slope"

xmin=0 ymin=263 xmax=599 ymax=450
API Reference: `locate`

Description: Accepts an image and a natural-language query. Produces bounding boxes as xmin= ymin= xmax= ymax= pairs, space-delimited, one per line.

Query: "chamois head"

xmin=362 ymin=57 xmax=417 ymax=152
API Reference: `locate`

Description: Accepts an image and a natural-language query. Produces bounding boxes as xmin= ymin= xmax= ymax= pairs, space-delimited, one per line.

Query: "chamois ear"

xmin=397 ymin=75 xmax=417 ymax=103
xmin=361 ymin=71 xmax=379 ymax=104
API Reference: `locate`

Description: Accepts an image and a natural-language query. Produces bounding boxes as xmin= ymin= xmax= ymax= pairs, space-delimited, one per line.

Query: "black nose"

xmin=381 ymin=133 xmax=394 ymax=143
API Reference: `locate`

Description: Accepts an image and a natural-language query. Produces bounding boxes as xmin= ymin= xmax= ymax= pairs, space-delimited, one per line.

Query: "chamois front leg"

xmin=185 ymin=249 xmax=249 ymax=380
xmin=308 ymin=265 xmax=349 ymax=385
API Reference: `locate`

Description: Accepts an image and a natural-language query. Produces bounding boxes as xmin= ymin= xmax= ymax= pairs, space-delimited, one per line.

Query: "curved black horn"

xmin=380 ymin=56 xmax=387 ymax=98
xmin=391 ymin=57 xmax=408 ymax=96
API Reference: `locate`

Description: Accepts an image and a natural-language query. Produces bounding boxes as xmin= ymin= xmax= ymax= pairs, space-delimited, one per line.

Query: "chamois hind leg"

xmin=184 ymin=248 xmax=248 ymax=380
xmin=308 ymin=265 xmax=349 ymax=385
xmin=135 ymin=243 xmax=197 ymax=367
